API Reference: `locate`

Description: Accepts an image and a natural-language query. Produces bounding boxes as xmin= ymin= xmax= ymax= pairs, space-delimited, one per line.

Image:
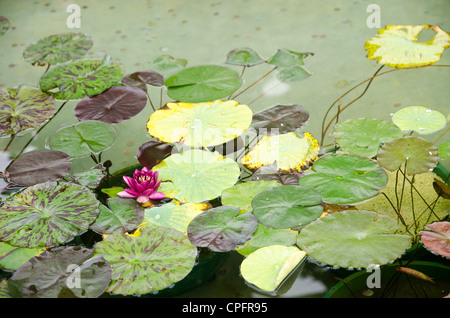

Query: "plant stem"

xmin=229 ymin=66 xmax=278 ymax=100
xmin=146 ymin=91 xmax=156 ymax=112
xmin=248 ymin=79 xmax=285 ymax=106
xmin=3 ymin=134 xmax=16 ymax=152
xmin=431 ymin=126 xmax=449 ymax=146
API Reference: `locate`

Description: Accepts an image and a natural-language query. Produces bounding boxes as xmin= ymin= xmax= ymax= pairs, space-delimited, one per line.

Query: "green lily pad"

xmin=298 ymin=154 xmax=388 ymax=205
xmin=147 ymin=100 xmax=253 ymax=148
xmin=251 ymin=185 xmax=323 ymax=229
xmin=241 ymin=132 xmax=320 ymax=172
xmin=392 ymin=106 xmax=446 ymax=135
xmin=8 ymin=246 xmax=111 ymax=298
xmin=94 ymin=226 xmax=197 ymax=295
xmin=165 ymin=65 xmax=242 ymax=102
xmin=0 ymin=16 xmax=10 ymax=36
xmin=221 ymin=180 xmax=279 ymax=213
xmin=141 ymin=202 xmax=211 ymax=234
xmin=70 ymin=166 xmax=105 ymax=189
xmin=7 ymin=150 xmax=72 ymax=186
xmin=154 ymin=149 xmax=241 ymax=203
xmin=225 ymin=48 xmax=265 ymax=67
xmin=48 ymin=120 xmax=117 ymax=158
xmin=376 ymin=136 xmax=439 ymax=175
xmin=90 ymin=197 xmax=145 ymax=235
xmin=297 ymin=210 xmax=412 ymax=268
xmin=251 ymin=104 xmax=310 ymax=135
xmin=0 ymin=85 xmax=55 ymax=136
xmin=0 ymin=181 xmax=100 ymax=248
xmin=0 ymin=242 xmax=45 ymax=271
xmin=365 ymin=25 xmax=450 ymax=68
xmin=23 ymin=32 xmax=93 ymax=66
xmin=277 ymin=65 xmax=312 ymax=82
xmin=333 ymin=118 xmax=404 ymax=158
xmin=187 ymin=206 xmax=258 ymax=252
xmin=39 ymin=58 xmax=123 ymax=100
xmin=240 ymin=245 xmax=307 ymax=292
xmin=236 ymin=224 xmax=298 ymax=256
xmin=147 ymin=54 xmax=187 ymax=75
xmin=267 ymin=49 xmax=312 ymax=67
xmin=439 ymin=140 xmax=450 ymax=159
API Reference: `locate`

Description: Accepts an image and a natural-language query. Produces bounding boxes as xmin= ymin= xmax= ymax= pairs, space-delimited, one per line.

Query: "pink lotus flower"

xmin=118 ymin=167 xmax=165 ymax=205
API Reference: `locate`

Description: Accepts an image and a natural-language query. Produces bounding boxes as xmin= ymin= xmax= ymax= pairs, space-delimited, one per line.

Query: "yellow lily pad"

xmin=365 ymin=25 xmax=450 ymax=68
xmin=241 ymin=132 xmax=319 ymax=172
xmin=147 ymin=100 xmax=253 ymax=148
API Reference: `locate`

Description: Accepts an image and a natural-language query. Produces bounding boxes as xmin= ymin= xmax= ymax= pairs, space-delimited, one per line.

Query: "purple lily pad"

xmin=121 ymin=70 xmax=164 ymax=92
xmin=136 ymin=140 xmax=175 ymax=169
xmin=7 ymin=150 xmax=72 ymax=186
xmin=251 ymin=104 xmax=309 ymax=135
xmin=74 ymin=85 xmax=147 ymax=124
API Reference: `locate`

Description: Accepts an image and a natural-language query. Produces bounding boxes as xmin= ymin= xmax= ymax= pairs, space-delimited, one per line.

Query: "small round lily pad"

xmin=392 ymin=106 xmax=446 ymax=135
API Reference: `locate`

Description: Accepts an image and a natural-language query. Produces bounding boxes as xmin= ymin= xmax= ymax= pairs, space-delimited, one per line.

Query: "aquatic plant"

xmin=0 ymin=25 xmax=448 ymax=298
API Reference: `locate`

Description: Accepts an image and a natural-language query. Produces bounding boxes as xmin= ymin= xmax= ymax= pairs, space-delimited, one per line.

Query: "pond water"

xmin=0 ymin=0 xmax=449 ymax=298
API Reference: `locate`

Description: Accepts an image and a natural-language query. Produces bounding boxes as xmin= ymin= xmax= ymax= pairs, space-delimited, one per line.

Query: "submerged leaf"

xmin=251 ymin=162 xmax=303 ymax=185
xmin=121 ymin=70 xmax=164 ymax=91
xmin=364 ymin=24 xmax=450 ymax=68
xmin=392 ymin=106 xmax=446 ymax=135
xmin=267 ymin=49 xmax=312 ymax=67
xmin=147 ymin=54 xmax=187 ymax=75
xmin=0 ymin=85 xmax=55 ymax=136
xmin=251 ymin=104 xmax=310 ymax=135
xmin=0 ymin=16 xmax=10 ymax=36
xmin=277 ymin=65 xmax=311 ymax=82
xmin=225 ymin=48 xmax=265 ymax=67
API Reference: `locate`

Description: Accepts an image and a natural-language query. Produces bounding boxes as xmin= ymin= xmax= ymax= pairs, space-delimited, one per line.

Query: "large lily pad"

xmin=251 ymin=185 xmax=323 ymax=229
xmin=392 ymin=106 xmax=447 ymax=135
xmin=376 ymin=136 xmax=439 ymax=175
xmin=364 ymin=25 xmax=450 ymax=68
xmin=221 ymin=180 xmax=279 ymax=213
xmin=333 ymin=118 xmax=404 ymax=158
xmin=251 ymin=104 xmax=310 ymax=135
xmin=141 ymin=202 xmax=211 ymax=234
xmin=298 ymin=154 xmax=388 ymax=205
xmin=165 ymin=65 xmax=242 ymax=102
xmin=147 ymin=100 xmax=253 ymax=148
xmin=94 ymin=226 xmax=197 ymax=295
xmin=297 ymin=210 xmax=412 ymax=268
xmin=7 ymin=150 xmax=72 ymax=186
xmin=154 ymin=149 xmax=240 ymax=203
xmin=241 ymin=132 xmax=319 ymax=172
xmin=90 ymin=197 xmax=145 ymax=235
xmin=0 ymin=181 xmax=100 ymax=248
xmin=225 ymin=48 xmax=265 ymax=67
xmin=420 ymin=221 xmax=450 ymax=258
xmin=23 ymin=32 xmax=93 ymax=66
xmin=8 ymin=246 xmax=110 ymax=298
xmin=39 ymin=58 xmax=123 ymax=100
xmin=240 ymin=245 xmax=307 ymax=292
xmin=48 ymin=120 xmax=117 ymax=158
xmin=0 ymin=85 xmax=55 ymax=136
xmin=74 ymin=85 xmax=148 ymax=124
xmin=136 ymin=140 xmax=175 ymax=169
xmin=187 ymin=205 xmax=258 ymax=252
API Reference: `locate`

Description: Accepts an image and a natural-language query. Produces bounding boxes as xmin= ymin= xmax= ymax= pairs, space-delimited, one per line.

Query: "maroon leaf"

xmin=7 ymin=150 xmax=72 ymax=186
xmin=74 ymin=85 xmax=148 ymax=124
xmin=136 ymin=140 xmax=175 ymax=169
xmin=251 ymin=104 xmax=309 ymax=135
xmin=251 ymin=162 xmax=303 ymax=185
xmin=420 ymin=221 xmax=450 ymax=258
xmin=121 ymin=71 xmax=164 ymax=92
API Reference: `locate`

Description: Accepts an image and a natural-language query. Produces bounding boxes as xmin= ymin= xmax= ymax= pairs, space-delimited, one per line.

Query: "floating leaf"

xmin=70 ymin=166 xmax=105 ymax=189
xmin=8 ymin=246 xmax=111 ymax=298
xmin=147 ymin=100 xmax=252 ymax=148
xmin=48 ymin=120 xmax=117 ymax=158
xmin=23 ymin=32 xmax=93 ymax=66
xmin=141 ymin=202 xmax=211 ymax=234
xmin=39 ymin=58 xmax=123 ymax=100
xmin=439 ymin=140 xmax=450 ymax=159
xmin=0 ymin=16 xmax=10 ymax=36
xmin=0 ymin=181 xmax=100 ymax=248
xmin=392 ymin=106 xmax=446 ymax=135
xmin=433 ymin=178 xmax=450 ymax=199
xmin=147 ymin=55 xmax=187 ymax=75
xmin=121 ymin=70 xmax=164 ymax=91
xmin=136 ymin=140 xmax=175 ymax=169
xmin=251 ymin=104 xmax=309 ymax=135
xmin=0 ymin=242 xmax=45 ymax=271
xmin=221 ymin=180 xmax=279 ymax=213
xmin=236 ymin=224 xmax=298 ymax=256
xmin=0 ymin=85 xmax=55 ymax=136
xmin=7 ymin=150 xmax=72 ymax=186
xmin=277 ymin=65 xmax=312 ymax=82
xmin=154 ymin=149 xmax=240 ymax=203
xmin=267 ymin=49 xmax=312 ymax=67
xmin=241 ymin=132 xmax=319 ymax=172
xmin=252 ymin=163 xmax=303 ymax=185
xmin=74 ymin=85 xmax=148 ymax=124
xmin=165 ymin=65 xmax=242 ymax=102
xmin=240 ymin=245 xmax=306 ymax=292
xmin=364 ymin=25 xmax=450 ymax=68
xmin=251 ymin=185 xmax=323 ymax=229
xmin=101 ymin=187 xmax=124 ymax=198
xmin=297 ymin=210 xmax=412 ymax=268
xmin=377 ymin=136 xmax=439 ymax=175
xmin=187 ymin=205 xmax=258 ymax=252
xmin=298 ymin=154 xmax=388 ymax=205
xmin=420 ymin=221 xmax=450 ymax=258
xmin=333 ymin=118 xmax=404 ymax=158
xmin=94 ymin=226 xmax=197 ymax=295
xmin=225 ymin=48 xmax=265 ymax=67
xmin=90 ymin=197 xmax=145 ymax=235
